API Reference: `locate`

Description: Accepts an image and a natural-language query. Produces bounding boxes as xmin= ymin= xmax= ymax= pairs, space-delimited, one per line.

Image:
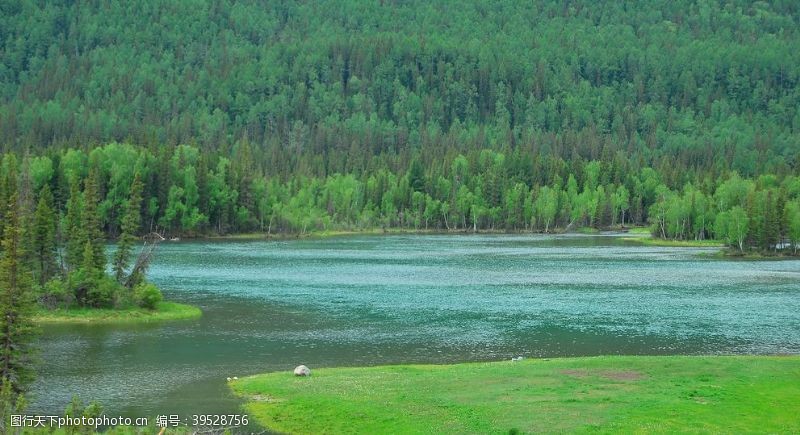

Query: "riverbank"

xmin=621 ymin=236 xmax=726 ymax=248
xmin=231 ymin=355 xmax=800 ymax=434
xmin=33 ymin=301 xmax=201 ymax=324
xmin=197 ymin=226 xmax=629 ymax=241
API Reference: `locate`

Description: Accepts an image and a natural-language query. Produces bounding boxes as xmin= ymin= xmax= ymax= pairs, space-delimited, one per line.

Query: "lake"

xmin=29 ymin=234 xmax=800 ymax=418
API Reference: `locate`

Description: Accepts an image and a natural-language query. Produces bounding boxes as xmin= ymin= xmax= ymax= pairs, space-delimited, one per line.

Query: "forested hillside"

xmin=0 ymin=0 xmax=799 ymax=252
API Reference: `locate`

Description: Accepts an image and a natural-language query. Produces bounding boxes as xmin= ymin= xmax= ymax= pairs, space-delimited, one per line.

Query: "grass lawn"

xmin=625 ymin=226 xmax=652 ymax=234
xmin=231 ymin=356 xmax=800 ymax=434
xmin=33 ymin=301 xmax=201 ymax=324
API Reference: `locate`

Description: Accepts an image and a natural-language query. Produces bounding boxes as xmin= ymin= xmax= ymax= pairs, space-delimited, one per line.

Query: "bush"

xmin=86 ymin=276 xmax=119 ymax=308
xmin=38 ymin=278 xmax=72 ymax=309
xmin=68 ymin=270 xmax=119 ymax=308
xmin=133 ymin=283 xmax=163 ymax=310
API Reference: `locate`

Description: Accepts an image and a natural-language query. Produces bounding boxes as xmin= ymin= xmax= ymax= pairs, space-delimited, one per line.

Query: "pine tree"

xmin=81 ymin=241 xmax=96 ymax=275
xmin=32 ymin=185 xmax=58 ymax=286
xmin=64 ymin=180 xmax=84 ymax=270
xmin=82 ymin=168 xmax=105 ymax=271
xmin=113 ymin=172 xmax=143 ymax=283
xmin=0 ymin=154 xmax=19 ymax=243
xmin=0 ymin=193 xmax=38 ymax=394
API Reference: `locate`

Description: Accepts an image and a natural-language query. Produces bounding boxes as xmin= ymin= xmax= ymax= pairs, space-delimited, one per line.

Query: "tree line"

xmin=0 ymin=143 xmax=797 ymax=254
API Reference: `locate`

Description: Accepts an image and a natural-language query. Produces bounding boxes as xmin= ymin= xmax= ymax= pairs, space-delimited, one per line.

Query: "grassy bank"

xmin=33 ymin=301 xmax=201 ymax=324
xmin=622 ymin=236 xmax=726 ymax=248
xmin=231 ymin=356 xmax=800 ymax=434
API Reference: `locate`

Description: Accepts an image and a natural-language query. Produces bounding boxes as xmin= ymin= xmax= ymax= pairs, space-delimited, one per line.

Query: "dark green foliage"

xmin=81 ymin=168 xmax=105 ymax=271
xmin=63 ymin=180 xmax=84 ymax=271
xmin=0 ymin=1 xmax=798 ymax=178
xmin=0 ymin=1 xmax=794 ymax=254
xmin=0 ymin=194 xmax=38 ymax=394
xmin=31 ymin=185 xmax=58 ymax=285
xmin=113 ymin=172 xmax=143 ymax=283
xmin=0 ymin=380 xmax=27 ymax=433
xmin=66 ymin=266 xmax=118 ymax=309
xmin=66 ymin=242 xmax=117 ymax=309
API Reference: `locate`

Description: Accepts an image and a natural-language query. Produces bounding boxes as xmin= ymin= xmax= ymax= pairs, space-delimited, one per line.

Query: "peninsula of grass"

xmin=33 ymin=301 xmax=201 ymax=324
xmin=231 ymin=356 xmax=800 ymax=434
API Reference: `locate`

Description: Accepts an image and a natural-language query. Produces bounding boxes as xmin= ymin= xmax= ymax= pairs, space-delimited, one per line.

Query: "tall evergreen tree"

xmin=0 ymin=193 xmax=38 ymax=394
xmin=63 ymin=180 xmax=84 ymax=270
xmin=113 ymin=173 xmax=143 ymax=283
xmin=0 ymin=155 xmax=19 ymax=242
xmin=82 ymin=168 xmax=105 ymax=272
xmin=32 ymin=186 xmax=58 ymax=286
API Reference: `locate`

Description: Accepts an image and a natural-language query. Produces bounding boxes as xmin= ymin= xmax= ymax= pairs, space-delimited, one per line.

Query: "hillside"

xmin=0 ymin=1 xmax=797 ymax=249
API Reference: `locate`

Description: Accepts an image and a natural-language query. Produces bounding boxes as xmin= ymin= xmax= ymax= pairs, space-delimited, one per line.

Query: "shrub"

xmin=38 ymin=278 xmax=72 ymax=309
xmin=133 ymin=283 xmax=163 ymax=310
xmin=68 ymin=270 xmax=119 ymax=308
xmin=86 ymin=276 xmax=119 ymax=308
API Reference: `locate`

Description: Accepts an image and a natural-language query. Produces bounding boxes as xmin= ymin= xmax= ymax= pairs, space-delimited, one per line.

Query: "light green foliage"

xmin=27 ymin=156 xmax=53 ymax=193
xmin=534 ymin=186 xmax=558 ymax=232
xmin=612 ymin=186 xmax=629 ymax=226
xmin=715 ymin=206 xmax=750 ymax=252
xmin=785 ymin=200 xmax=800 ymax=254
xmin=34 ymin=302 xmax=201 ymax=324
xmin=161 ymin=146 xmax=208 ymax=233
xmin=133 ymin=283 xmax=163 ymax=310
xmin=232 ymin=356 xmax=800 ymax=434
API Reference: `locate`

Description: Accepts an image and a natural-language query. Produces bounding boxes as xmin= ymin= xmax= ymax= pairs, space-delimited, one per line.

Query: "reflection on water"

xmin=31 ymin=234 xmax=800 ymax=417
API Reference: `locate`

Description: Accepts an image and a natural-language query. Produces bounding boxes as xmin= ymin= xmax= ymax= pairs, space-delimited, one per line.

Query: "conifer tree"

xmin=81 ymin=241 xmax=96 ymax=275
xmin=0 ymin=155 xmax=19 ymax=242
xmin=113 ymin=173 xmax=143 ymax=283
xmin=0 ymin=193 xmax=38 ymax=394
xmin=64 ymin=180 xmax=84 ymax=270
xmin=32 ymin=185 xmax=58 ymax=286
xmin=82 ymin=168 xmax=105 ymax=271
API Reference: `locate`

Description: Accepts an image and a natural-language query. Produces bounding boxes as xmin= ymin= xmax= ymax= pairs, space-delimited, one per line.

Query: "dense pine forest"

xmin=0 ymin=0 xmax=798 ymax=253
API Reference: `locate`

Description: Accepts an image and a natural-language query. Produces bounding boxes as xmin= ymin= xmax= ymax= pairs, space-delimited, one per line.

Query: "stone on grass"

xmin=294 ymin=365 xmax=311 ymax=376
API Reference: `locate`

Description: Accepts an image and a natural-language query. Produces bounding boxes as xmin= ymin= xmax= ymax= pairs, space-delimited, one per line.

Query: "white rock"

xmin=226 ymin=377 xmax=232 ymax=381
xmin=233 ymin=376 xmax=238 ymax=380
xmin=294 ymin=365 xmax=311 ymax=376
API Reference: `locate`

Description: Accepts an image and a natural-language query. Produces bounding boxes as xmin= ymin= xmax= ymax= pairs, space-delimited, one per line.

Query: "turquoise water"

xmin=30 ymin=234 xmax=800 ymax=418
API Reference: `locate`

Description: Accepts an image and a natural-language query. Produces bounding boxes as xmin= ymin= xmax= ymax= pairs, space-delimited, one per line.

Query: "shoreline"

xmin=186 ymin=228 xmax=799 ymax=258
xmin=33 ymin=301 xmax=202 ymax=324
xmin=190 ymin=226 xmax=633 ymax=241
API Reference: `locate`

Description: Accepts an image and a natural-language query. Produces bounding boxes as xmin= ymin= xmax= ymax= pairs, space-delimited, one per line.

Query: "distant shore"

xmin=189 ymin=226 xmax=641 ymax=241
xmin=182 ymin=227 xmax=800 ymax=259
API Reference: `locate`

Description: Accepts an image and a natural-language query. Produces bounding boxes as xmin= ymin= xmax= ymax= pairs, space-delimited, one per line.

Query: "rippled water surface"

xmin=31 ymin=234 xmax=800 ymax=417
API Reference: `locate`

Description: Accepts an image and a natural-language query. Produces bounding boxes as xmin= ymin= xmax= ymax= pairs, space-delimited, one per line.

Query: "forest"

xmin=0 ymin=0 xmax=800 ymax=430
xmin=0 ymin=0 xmax=797 ymax=253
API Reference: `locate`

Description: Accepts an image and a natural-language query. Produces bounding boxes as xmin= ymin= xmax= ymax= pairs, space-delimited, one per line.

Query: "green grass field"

xmin=33 ymin=301 xmax=201 ymax=324
xmin=231 ymin=356 xmax=800 ymax=434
